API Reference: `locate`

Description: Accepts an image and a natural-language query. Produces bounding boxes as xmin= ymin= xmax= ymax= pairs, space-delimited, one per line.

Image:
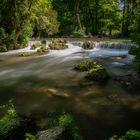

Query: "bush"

xmin=52 ymin=114 xmax=83 ymax=140
xmin=0 ymin=102 xmax=20 ymax=138
xmin=0 ymin=44 xmax=8 ymax=52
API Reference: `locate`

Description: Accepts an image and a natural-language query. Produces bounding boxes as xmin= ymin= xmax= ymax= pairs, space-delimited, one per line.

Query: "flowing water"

xmin=0 ymin=40 xmax=140 ymax=140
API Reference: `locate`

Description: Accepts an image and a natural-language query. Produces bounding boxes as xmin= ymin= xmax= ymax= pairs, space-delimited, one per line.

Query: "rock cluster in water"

xmin=75 ymin=58 xmax=109 ymax=81
xmin=82 ymin=41 xmax=95 ymax=50
xmin=48 ymin=39 xmax=68 ymax=50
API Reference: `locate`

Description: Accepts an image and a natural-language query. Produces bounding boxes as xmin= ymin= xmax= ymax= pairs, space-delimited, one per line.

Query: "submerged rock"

xmin=82 ymin=41 xmax=95 ymax=50
xmin=37 ymin=126 xmax=65 ymax=140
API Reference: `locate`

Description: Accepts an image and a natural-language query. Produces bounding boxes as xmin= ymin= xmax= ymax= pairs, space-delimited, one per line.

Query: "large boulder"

xmin=82 ymin=41 xmax=95 ymax=50
xmin=37 ymin=126 xmax=65 ymax=140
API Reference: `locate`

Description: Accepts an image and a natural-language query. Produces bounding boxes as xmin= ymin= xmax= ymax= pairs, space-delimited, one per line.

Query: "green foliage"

xmin=0 ymin=102 xmax=20 ymax=137
xmin=71 ymin=28 xmax=86 ymax=38
xmin=25 ymin=133 xmax=36 ymax=140
xmin=109 ymin=130 xmax=140 ymax=140
xmin=52 ymin=114 xmax=83 ymax=140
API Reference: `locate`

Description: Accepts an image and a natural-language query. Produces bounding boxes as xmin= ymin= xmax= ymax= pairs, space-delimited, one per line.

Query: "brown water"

xmin=0 ymin=42 xmax=140 ymax=140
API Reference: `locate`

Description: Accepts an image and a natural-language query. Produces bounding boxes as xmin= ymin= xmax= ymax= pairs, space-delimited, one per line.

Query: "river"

xmin=0 ymin=40 xmax=140 ymax=140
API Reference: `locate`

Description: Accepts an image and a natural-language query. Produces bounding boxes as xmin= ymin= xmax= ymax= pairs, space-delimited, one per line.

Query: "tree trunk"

xmin=75 ymin=0 xmax=82 ymax=30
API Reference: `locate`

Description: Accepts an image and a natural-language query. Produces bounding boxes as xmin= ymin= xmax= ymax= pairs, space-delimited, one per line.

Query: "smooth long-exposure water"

xmin=0 ymin=41 xmax=140 ymax=140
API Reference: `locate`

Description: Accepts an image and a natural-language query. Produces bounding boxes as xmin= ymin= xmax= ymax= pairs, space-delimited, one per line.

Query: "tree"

xmin=0 ymin=0 xmax=59 ymax=50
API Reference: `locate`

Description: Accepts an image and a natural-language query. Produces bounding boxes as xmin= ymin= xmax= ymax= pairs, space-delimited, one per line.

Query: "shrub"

xmin=52 ymin=114 xmax=83 ymax=140
xmin=0 ymin=44 xmax=8 ymax=52
xmin=0 ymin=102 xmax=20 ymax=137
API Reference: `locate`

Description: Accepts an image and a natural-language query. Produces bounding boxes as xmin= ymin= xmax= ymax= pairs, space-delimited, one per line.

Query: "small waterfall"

xmin=96 ymin=42 xmax=136 ymax=50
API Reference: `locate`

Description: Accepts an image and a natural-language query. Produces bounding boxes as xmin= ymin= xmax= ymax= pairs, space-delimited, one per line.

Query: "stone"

xmin=37 ymin=126 xmax=65 ymax=140
xmin=82 ymin=41 xmax=95 ymax=50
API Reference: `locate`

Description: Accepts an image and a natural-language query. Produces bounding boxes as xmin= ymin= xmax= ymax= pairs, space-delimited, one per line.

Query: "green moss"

xmin=31 ymin=44 xmax=40 ymax=50
xmin=49 ymin=39 xmax=68 ymax=50
xmin=37 ymin=45 xmax=49 ymax=55
xmin=74 ymin=59 xmax=101 ymax=71
xmin=86 ymin=67 xmax=109 ymax=81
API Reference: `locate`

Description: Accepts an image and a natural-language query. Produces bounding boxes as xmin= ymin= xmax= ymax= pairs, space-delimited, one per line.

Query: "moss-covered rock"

xmin=49 ymin=39 xmax=68 ymax=50
xmin=82 ymin=41 xmax=95 ymax=50
xmin=74 ymin=58 xmax=100 ymax=71
xmin=19 ymin=52 xmax=35 ymax=57
xmin=0 ymin=105 xmax=20 ymax=138
xmin=31 ymin=43 xmax=40 ymax=50
xmin=37 ymin=45 xmax=49 ymax=55
xmin=75 ymin=58 xmax=109 ymax=82
xmin=86 ymin=67 xmax=109 ymax=81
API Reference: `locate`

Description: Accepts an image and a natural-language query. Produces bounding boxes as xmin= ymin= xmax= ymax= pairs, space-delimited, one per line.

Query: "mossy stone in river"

xmin=74 ymin=58 xmax=99 ymax=71
xmin=82 ymin=41 xmax=95 ymax=50
xmin=86 ymin=67 xmax=109 ymax=81
xmin=49 ymin=39 xmax=68 ymax=50
xmin=37 ymin=45 xmax=49 ymax=55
